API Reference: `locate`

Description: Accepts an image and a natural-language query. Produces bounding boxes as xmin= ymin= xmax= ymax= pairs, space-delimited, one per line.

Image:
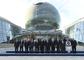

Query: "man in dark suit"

xmin=28 ymin=40 xmax=31 ymax=52
xmin=20 ymin=40 xmax=24 ymax=52
xmin=24 ymin=40 xmax=29 ymax=52
xmin=38 ymin=39 xmax=41 ymax=52
xmin=54 ymin=38 xmax=58 ymax=52
xmin=62 ymin=37 xmax=67 ymax=52
xmin=14 ymin=40 xmax=20 ymax=52
xmin=34 ymin=40 xmax=39 ymax=52
xmin=29 ymin=40 xmax=34 ymax=53
xmin=56 ymin=40 xmax=60 ymax=52
xmin=45 ymin=40 xmax=49 ymax=53
xmin=73 ymin=40 xmax=77 ymax=52
xmin=48 ymin=38 xmax=52 ymax=52
xmin=51 ymin=39 xmax=55 ymax=52
xmin=70 ymin=38 xmax=77 ymax=52
xmin=40 ymin=40 xmax=44 ymax=53
xmin=59 ymin=40 xmax=63 ymax=52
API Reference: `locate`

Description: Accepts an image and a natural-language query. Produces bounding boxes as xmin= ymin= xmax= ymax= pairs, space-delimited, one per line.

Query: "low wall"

xmin=0 ymin=43 xmax=14 ymax=48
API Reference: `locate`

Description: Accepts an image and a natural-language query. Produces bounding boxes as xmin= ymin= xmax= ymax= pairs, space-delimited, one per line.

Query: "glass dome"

xmin=26 ymin=2 xmax=60 ymax=30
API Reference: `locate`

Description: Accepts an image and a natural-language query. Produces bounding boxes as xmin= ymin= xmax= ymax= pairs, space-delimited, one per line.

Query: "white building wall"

xmin=0 ymin=20 xmax=13 ymax=43
xmin=68 ymin=21 xmax=84 ymax=42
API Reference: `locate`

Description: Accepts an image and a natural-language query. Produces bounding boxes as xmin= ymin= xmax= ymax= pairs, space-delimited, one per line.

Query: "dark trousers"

xmin=57 ymin=45 xmax=60 ymax=52
xmin=51 ymin=46 xmax=55 ymax=52
xmin=20 ymin=46 xmax=23 ymax=52
xmin=29 ymin=46 xmax=33 ymax=52
xmin=63 ymin=45 xmax=66 ymax=51
xmin=40 ymin=46 xmax=44 ymax=53
xmin=25 ymin=46 xmax=28 ymax=52
xmin=72 ymin=46 xmax=76 ymax=52
xmin=35 ymin=46 xmax=39 ymax=52
xmin=46 ymin=46 xmax=50 ymax=53
xmin=15 ymin=47 xmax=18 ymax=52
xmin=61 ymin=45 xmax=66 ymax=52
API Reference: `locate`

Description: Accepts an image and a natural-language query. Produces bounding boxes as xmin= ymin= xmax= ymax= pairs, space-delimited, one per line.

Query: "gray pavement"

xmin=0 ymin=56 xmax=83 ymax=60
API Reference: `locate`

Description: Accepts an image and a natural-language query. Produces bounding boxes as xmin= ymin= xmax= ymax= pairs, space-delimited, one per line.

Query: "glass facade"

xmin=0 ymin=19 xmax=12 ymax=43
xmin=26 ymin=2 xmax=60 ymax=30
xmin=0 ymin=17 xmax=23 ymax=43
xmin=66 ymin=21 xmax=84 ymax=42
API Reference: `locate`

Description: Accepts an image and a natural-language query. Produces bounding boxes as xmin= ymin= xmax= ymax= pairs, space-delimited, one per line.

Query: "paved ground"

xmin=0 ymin=56 xmax=83 ymax=60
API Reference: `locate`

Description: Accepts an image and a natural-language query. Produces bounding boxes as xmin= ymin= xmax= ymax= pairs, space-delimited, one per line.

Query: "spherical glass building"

xmin=26 ymin=2 xmax=60 ymax=30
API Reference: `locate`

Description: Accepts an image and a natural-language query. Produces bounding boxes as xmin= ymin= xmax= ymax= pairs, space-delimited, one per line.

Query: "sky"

xmin=0 ymin=0 xmax=84 ymax=31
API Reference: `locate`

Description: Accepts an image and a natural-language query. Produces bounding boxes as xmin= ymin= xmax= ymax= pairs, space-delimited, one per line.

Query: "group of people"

xmin=14 ymin=37 xmax=77 ymax=53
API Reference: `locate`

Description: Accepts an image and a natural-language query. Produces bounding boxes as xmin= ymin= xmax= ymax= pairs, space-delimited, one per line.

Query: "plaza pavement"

xmin=0 ymin=56 xmax=83 ymax=60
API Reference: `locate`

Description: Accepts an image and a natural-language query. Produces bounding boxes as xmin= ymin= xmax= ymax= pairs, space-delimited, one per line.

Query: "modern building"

xmin=0 ymin=17 xmax=23 ymax=43
xmin=26 ymin=2 xmax=60 ymax=31
xmin=65 ymin=17 xmax=84 ymax=42
xmin=23 ymin=2 xmax=62 ymax=40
